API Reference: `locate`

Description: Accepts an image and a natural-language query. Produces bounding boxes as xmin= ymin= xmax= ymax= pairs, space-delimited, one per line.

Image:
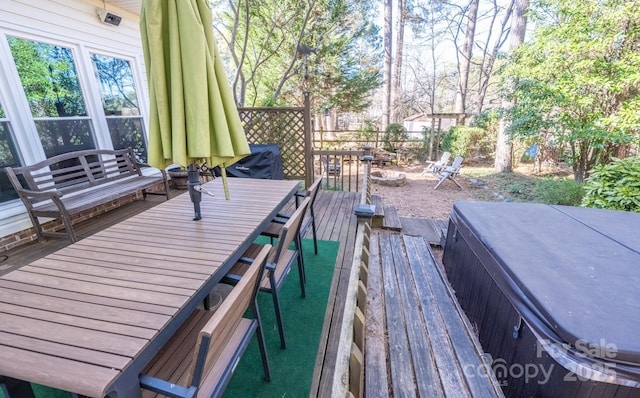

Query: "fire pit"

xmin=370 ymin=170 xmax=406 ymax=187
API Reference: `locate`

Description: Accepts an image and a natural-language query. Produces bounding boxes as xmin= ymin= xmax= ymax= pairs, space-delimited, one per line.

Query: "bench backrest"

xmin=188 ymin=244 xmax=271 ymax=388
xmin=5 ymin=148 xmax=141 ymax=202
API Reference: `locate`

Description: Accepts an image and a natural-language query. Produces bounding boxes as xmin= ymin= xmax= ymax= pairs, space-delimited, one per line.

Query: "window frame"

xmin=0 ymin=30 xmax=150 ymax=206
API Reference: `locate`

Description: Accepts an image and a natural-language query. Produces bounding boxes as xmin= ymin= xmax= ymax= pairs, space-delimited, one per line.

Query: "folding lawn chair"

xmin=422 ymin=151 xmax=451 ymax=176
xmin=434 ymin=156 xmax=464 ymax=190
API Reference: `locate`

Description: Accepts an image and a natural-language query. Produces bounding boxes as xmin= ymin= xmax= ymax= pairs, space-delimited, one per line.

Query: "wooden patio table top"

xmin=0 ymin=177 xmax=299 ymax=398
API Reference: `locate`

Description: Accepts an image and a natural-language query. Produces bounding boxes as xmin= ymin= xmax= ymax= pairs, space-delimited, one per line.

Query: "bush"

xmin=534 ymin=178 xmax=584 ymax=206
xmin=504 ymin=181 xmax=535 ymax=201
xmin=581 ymin=157 xmax=640 ymax=212
xmin=383 ymin=123 xmax=408 ymax=153
xmin=441 ymin=126 xmax=494 ymax=160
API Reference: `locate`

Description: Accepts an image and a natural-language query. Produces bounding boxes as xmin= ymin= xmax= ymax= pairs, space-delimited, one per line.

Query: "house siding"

xmin=0 ymin=0 xmax=150 ymax=244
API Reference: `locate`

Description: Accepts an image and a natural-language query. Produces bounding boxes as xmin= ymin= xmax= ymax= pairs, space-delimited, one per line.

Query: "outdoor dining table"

xmin=0 ymin=177 xmax=300 ymax=398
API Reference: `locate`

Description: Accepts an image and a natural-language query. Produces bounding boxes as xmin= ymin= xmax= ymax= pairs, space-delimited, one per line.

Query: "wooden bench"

xmin=5 ymin=148 xmax=170 ymax=242
xmin=139 ymin=244 xmax=272 ymax=398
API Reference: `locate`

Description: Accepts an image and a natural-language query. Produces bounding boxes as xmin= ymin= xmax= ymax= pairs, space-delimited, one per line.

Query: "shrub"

xmin=357 ymin=119 xmax=378 ymax=145
xmin=504 ymin=182 xmax=534 ymax=201
xmin=441 ymin=126 xmax=494 ymax=160
xmin=581 ymin=157 xmax=640 ymax=212
xmin=383 ymin=123 xmax=408 ymax=153
xmin=534 ymin=178 xmax=584 ymax=206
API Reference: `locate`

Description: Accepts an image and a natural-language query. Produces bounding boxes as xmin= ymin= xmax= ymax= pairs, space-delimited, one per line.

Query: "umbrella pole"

xmin=187 ymin=163 xmax=202 ymax=221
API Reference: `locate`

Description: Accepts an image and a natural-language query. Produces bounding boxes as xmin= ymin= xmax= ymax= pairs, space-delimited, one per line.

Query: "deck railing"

xmin=312 ymin=148 xmax=370 ymax=192
xmin=331 ymin=154 xmax=374 ymax=398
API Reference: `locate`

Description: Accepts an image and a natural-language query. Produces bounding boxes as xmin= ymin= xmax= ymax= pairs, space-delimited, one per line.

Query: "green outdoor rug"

xmin=0 ymin=238 xmax=339 ymax=398
xmin=222 ymin=238 xmax=339 ymax=397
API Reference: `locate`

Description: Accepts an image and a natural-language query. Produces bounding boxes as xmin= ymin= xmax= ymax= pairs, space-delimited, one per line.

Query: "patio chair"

xmin=261 ymin=176 xmax=322 ymax=259
xmin=139 ymin=244 xmax=272 ymax=398
xmin=422 ymin=151 xmax=451 ymax=176
xmin=227 ymin=196 xmax=311 ymax=349
xmin=434 ymin=156 xmax=464 ymax=190
xmin=321 ymin=155 xmax=342 ymax=175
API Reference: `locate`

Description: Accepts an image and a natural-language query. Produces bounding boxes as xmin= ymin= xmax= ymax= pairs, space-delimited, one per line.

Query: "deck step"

xmin=399 ymin=217 xmax=448 ymax=246
xmin=382 ymin=205 xmax=402 ymax=231
xmin=370 ymin=195 xmax=385 ymax=228
xmin=434 ymin=219 xmax=449 ymax=247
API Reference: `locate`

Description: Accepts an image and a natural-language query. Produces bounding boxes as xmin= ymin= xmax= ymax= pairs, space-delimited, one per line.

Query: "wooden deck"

xmin=0 ymin=185 xmax=501 ymax=397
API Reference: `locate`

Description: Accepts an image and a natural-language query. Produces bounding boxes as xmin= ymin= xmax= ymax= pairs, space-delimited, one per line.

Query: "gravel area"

xmin=369 ymin=163 xmax=493 ymax=220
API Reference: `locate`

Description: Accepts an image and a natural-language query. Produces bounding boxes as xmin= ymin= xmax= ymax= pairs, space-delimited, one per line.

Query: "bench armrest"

xmin=133 ymin=160 xmax=152 ymax=168
xmin=15 ymin=188 xmax=62 ymax=200
xmin=131 ymin=159 xmax=168 ymax=179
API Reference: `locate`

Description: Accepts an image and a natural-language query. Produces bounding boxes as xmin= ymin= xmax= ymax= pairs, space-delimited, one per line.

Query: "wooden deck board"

xmin=399 ymin=216 xmax=448 ymax=246
xmin=389 ymin=233 xmax=443 ymax=397
xmin=382 ymin=205 xmax=402 ymax=231
xmin=379 ymin=233 xmax=417 ymax=398
xmin=404 ymin=235 xmax=501 ymax=397
xmin=357 ymin=226 xmax=502 ymax=398
xmin=364 ymin=232 xmax=391 ymax=398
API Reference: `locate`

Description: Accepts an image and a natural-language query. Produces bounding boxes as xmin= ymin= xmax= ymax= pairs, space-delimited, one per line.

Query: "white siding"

xmin=0 ymin=0 xmax=150 ymax=239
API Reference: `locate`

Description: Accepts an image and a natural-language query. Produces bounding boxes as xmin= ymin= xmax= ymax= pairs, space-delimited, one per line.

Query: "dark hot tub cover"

xmin=449 ymin=201 xmax=640 ymax=385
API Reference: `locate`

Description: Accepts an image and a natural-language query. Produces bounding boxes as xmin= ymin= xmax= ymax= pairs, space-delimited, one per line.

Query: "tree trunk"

xmin=574 ymin=141 xmax=590 ymax=183
xmin=494 ymin=0 xmax=529 ymax=173
xmin=391 ymin=0 xmax=405 ymax=124
xmin=454 ymin=0 xmax=479 ymax=115
xmin=383 ymin=0 xmax=393 ymax=129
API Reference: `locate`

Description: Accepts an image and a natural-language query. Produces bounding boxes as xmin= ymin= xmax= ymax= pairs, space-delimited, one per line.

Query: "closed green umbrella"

xmin=140 ymin=0 xmax=249 ymax=216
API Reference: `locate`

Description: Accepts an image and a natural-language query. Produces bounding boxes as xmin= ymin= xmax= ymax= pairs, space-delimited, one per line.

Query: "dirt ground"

xmin=369 ymin=163 xmax=495 ymax=220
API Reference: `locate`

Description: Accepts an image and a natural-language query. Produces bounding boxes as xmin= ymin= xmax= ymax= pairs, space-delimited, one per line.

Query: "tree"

xmin=473 ymin=0 xmax=514 ymax=113
xmin=454 ymin=0 xmax=479 ymax=116
xmin=212 ymin=0 xmax=382 ymax=113
xmin=501 ymin=0 xmax=640 ymax=182
xmin=401 ymin=0 xmax=456 ymax=115
xmin=382 ymin=0 xmax=393 ymax=128
xmin=391 ymin=0 xmax=405 ymax=124
xmin=494 ymin=0 xmax=528 ymax=173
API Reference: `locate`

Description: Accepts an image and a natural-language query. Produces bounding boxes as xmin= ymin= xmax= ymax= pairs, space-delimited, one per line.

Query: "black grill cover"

xmin=219 ymin=144 xmax=284 ymax=180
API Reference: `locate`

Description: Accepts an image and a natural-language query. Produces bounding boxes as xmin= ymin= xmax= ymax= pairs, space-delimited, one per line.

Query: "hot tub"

xmin=442 ymin=201 xmax=640 ymax=397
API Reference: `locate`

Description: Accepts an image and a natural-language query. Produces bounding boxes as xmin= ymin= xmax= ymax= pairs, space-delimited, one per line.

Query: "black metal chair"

xmin=261 ymin=177 xmax=321 ymax=258
xmin=229 ymin=197 xmax=311 ymax=349
xmin=139 ymin=244 xmax=273 ymax=398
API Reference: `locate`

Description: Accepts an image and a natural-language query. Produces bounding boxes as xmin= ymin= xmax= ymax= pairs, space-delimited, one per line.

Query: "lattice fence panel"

xmin=239 ymin=107 xmax=306 ymax=179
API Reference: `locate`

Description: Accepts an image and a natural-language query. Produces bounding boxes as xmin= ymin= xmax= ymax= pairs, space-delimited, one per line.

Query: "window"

xmin=1 ymin=34 xmax=151 ymax=206
xmin=0 ymin=102 xmax=22 ymax=203
xmin=7 ymin=37 xmax=96 ymax=158
xmin=91 ymin=54 xmax=147 ymax=162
